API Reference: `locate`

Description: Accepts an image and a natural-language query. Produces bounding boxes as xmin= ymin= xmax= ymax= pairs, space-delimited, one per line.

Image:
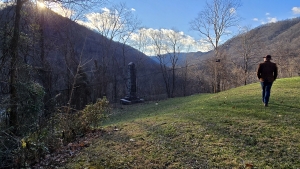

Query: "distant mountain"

xmin=181 ymin=17 xmax=300 ymax=69
xmin=222 ymin=17 xmax=300 ymax=57
xmin=150 ymin=51 xmax=209 ymax=66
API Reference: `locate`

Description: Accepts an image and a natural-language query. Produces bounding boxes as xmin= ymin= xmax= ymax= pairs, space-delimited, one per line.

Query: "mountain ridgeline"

xmin=173 ymin=17 xmax=300 ymax=91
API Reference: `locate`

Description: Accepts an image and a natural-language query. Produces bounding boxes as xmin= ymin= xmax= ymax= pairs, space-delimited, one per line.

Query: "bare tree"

xmin=233 ymin=26 xmax=261 ymax=85
xmin=129 ymin=28 xmax=151 ymax=56
xmin=273 ymin=39 xmax=299 ymax=78
xmin=175 ymin=49 xmax=195 ymax=96
xmin=82 ymin=2 xmax=141 ymax=103
xmin=190 ymin=0 xmax=241 ymax=93
xmin=164 ymin=29 xmax=184 ymax=97
xmin=128 ymin=28 xmax=165 ymax=99
xmin=128 ymin=28 xmax=154 ymax=70
xmin=7 ymin=0 xmax=25 ymax=132
xmin=149 ymin=29 xmax=171 ymax=97
xmin=147 ymin=29 xmax=191 ymax=98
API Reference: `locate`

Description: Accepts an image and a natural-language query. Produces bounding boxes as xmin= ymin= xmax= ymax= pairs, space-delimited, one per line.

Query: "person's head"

xmin=263 ymin=55 xmax=272 ymax=61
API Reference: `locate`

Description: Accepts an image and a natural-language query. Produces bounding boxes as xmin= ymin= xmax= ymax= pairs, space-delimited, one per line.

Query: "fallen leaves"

xmin=33 ymin=129 xmax=106 ymax=168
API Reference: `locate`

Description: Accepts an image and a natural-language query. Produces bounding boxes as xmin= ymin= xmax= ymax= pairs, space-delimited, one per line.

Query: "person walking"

xmin=257 ymin=55 xmax=278 ymax=107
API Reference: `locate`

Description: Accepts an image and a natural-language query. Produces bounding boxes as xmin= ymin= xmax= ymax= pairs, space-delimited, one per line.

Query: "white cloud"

xmin=253 ymin=14 xmax=277 ymax=24
xmin=101 ymin=7 xmax=110 ymax=13
xmin=0 ymin=1 xmax=4 ymax=6
xmin=0 ymin=1 xmax=13 ymax=9
xmin=264 ymin=13 xmax=277 ymax=23
xmin=76 ymin=18 xmax=95 ymax=30
xmin=267 ymin=17 xmax=277 ymax=23
xmin=46 ymin=2 xmax=74 ymax=18
xmin=292 ymin=7 xmax=300 ymax=14
xmin=129 ymin=28 xmax=210 ymax=56
xmin=77 ymin=10 xmax=123 ymax=32
xmin=77 ymin=5 xmax=141 ymax=34
xmin=0 ymin=1 xmax=5 ymax=9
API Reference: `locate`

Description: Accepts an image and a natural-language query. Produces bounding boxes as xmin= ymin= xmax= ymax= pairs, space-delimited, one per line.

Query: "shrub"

xmin=55 ymin=97 xmax=110 ymax=143
xmin=81 ymin=97 xmax=109 ymax=128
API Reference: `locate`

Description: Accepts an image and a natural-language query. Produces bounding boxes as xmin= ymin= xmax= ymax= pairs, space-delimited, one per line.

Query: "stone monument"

xmin=120 ymin=62 xmax=144 ymax=105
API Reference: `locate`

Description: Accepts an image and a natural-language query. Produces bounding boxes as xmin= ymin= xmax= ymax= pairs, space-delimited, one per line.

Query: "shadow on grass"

xmin=181 ymin=108 xmax=300 ymax=168
xmin=271 ymin=102 xmax=300 ymax=111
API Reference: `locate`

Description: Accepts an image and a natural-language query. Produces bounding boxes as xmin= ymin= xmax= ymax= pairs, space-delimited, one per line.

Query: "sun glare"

xmin=37 ymin=1 xmax=45 ymax=9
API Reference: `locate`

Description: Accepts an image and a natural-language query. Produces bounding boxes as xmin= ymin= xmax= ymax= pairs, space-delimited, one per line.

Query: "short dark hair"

xmin=263 ymin=55 xmax=272 ymax=60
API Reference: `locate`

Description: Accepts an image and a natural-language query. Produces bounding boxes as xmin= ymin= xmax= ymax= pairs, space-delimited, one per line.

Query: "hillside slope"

xmin=181 ymin=17 xmax=300 ymax=72
xmin=0 ymin=4 xmax=161 ymax=105
xmin=60 ymin=77 xmax=300 ymax=168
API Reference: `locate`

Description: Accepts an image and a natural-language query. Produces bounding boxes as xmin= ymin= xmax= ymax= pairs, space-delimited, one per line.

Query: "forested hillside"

xmin=180 ymin=17 xmax=300 ymax=92
xmin=0 ymin=3 xmax=162 ymax=108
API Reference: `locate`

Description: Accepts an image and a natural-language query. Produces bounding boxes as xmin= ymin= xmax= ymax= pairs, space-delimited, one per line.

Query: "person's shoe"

xmin=264 ymin=103 xmax=268 ymax=107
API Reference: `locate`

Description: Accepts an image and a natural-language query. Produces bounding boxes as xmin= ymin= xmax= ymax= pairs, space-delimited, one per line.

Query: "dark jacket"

xmin=257 ymin=61 xmax=278 ymax=82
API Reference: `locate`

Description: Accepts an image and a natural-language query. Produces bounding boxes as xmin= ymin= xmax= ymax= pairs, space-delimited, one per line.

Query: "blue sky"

xmin=109 ymin=0 xmax=300 ymax=39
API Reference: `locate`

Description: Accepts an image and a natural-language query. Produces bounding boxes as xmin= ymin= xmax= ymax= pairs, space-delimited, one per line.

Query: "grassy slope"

xmin=64 ymin=77 xmax=300 ymax=169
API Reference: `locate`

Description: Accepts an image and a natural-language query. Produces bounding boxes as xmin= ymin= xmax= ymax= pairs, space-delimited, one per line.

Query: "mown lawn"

xmin=63 ymin=77 xmax=300 ymax=168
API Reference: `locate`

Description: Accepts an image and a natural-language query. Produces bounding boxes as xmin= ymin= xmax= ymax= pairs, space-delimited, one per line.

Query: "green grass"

xmin=63 ymin=77 xmax=300 ymax=168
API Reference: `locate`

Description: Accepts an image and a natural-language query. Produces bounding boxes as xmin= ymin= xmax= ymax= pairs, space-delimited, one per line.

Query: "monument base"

xmin=120 ymin=97 xmax=144 ymax=105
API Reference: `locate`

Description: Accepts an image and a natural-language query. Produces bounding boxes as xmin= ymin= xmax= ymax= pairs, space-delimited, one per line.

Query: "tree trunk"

xmin=8 ymin=0 xmax=25 ymax=132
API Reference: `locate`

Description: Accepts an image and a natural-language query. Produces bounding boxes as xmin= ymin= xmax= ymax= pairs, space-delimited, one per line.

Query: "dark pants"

xmin=260 ymin=81 xmax=273 ymax=105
